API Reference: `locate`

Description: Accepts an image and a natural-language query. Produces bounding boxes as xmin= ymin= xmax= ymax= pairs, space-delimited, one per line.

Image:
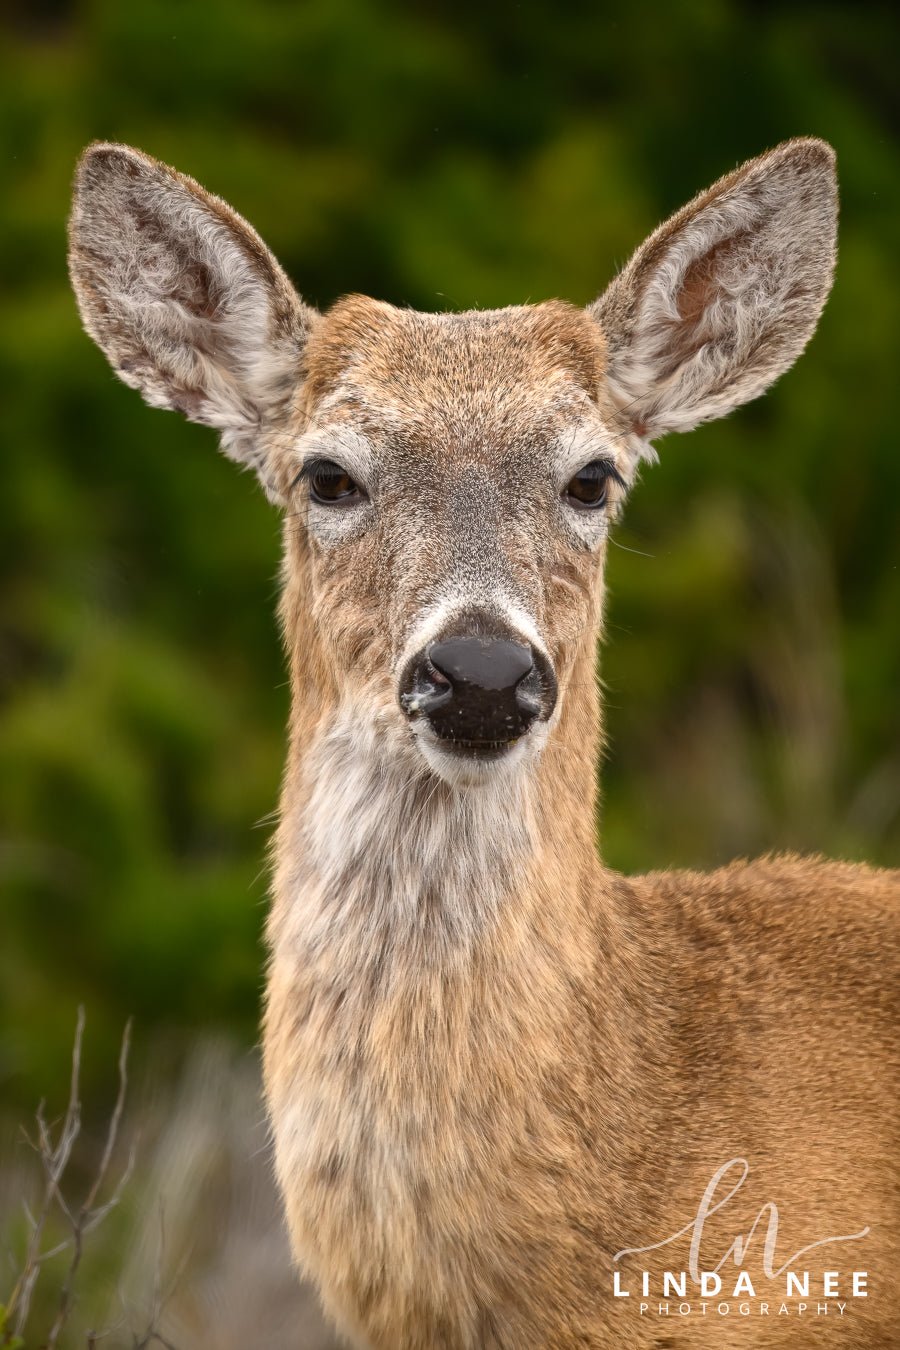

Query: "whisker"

xmin=609 ymin=537 xmax=655 ymax=559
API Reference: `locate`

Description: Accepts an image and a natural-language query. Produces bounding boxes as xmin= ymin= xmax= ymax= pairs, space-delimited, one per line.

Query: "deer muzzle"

xmin=399 ymin=626 xmax=558 ymax=759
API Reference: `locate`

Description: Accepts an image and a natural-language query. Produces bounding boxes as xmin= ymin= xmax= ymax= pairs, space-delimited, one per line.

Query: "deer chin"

xmin=411 ymin=719 xmax=547 ymax=788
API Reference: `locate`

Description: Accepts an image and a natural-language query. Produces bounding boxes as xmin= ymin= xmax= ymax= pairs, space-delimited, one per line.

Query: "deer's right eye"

xmin=307 ymin=460 xmax=364 ymax=505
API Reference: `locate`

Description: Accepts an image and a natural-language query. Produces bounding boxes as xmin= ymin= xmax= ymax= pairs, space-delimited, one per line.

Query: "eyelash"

xmin=571 ymin=459 xmax=626 ymax=489
xmin=290 ymin=457 xmax=333 ymax=490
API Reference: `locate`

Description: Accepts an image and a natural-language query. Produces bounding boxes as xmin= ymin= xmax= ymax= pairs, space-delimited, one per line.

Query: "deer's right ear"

xmin=590 ymin=138 xmax=838 ymax=458
xmin=68 ymin=143 xmax=317 ymax=503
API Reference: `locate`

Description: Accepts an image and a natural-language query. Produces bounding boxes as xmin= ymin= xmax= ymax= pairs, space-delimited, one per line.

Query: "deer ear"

xmin=68 ymin=142 xmax=317 ymax=503
xmin=590 ymin=138 xmax=837 ymax=453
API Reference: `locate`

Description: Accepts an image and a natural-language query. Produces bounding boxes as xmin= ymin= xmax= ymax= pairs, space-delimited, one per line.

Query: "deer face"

xmin=69 ymin=140 xmax=837 ymax=786
xmin=291 ymin=297 xmax=628 ymax=783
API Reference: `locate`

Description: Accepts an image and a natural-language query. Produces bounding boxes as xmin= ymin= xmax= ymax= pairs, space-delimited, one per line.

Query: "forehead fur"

xmin=303 ymin=297 xmax=608 ymax=426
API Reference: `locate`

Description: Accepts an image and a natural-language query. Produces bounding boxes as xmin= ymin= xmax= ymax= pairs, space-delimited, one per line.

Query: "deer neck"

xmin=262 ymin=562 xmax=632 ymax=1284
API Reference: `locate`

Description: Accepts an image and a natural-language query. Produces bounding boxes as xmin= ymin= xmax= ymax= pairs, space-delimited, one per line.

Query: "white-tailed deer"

xmin=69 ymin=139 xmax=898 ymax=1348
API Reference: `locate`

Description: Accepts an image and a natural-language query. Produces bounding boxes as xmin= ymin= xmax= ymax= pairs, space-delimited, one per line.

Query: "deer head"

xmin=69 ymin=139 xmax=837 ymax=790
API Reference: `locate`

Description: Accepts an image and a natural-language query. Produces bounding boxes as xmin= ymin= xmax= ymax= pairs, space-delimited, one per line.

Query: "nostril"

xmin=514 ymin=666 xmax=543 ymax=718
xmin=527 ymin=646 xmax=557 ymax=722
xmin=425 ymin=659 xmax=452 ymax=690
xmin=399 ymin=654 xmax=454 ymax=717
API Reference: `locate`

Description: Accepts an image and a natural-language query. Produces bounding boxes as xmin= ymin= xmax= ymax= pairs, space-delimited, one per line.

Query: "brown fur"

xmin=68 ymin=138 xmax=898 ymax=1348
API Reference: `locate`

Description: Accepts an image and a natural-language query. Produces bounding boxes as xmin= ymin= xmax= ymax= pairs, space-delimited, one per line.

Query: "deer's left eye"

xmin=563 ymin=460 xmax=622 ymax=510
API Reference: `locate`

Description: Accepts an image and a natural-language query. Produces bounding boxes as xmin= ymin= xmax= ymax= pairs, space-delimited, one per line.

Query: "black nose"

xmin=429 ymin=636 xmax=534 ymax=694
xmin=400 ymin=633 xmax=557 ymax=756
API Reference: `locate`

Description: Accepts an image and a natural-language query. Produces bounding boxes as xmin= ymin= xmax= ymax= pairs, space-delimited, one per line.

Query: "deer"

xmin=68 ymin=138 xmax=898 ymax=1349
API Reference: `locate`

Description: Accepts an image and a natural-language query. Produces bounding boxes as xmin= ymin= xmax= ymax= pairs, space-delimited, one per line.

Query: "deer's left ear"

xmin=68 ymin=143 xmax=318 ymax=504
xmin=590 ymin=138 xmax=837 ymax=450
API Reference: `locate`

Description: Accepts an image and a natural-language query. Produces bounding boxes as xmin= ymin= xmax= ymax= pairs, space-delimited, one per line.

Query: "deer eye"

xmin=307 ymin=459 xmax=363 ymax=505
xmin=563 ymin=459 xmax=622 ymax=510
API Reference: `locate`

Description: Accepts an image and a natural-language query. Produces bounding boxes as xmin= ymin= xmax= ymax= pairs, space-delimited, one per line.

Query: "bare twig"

xmin=7 ymin=1006 xmax=86 ymax=1335
xmin=3 ymin=1010 xmax=137 ymax=1348
xmin=45 ymin=1018 xmax=134 ymax=1349
xmin=85 ymin=1020 xmax=132 ymax=1212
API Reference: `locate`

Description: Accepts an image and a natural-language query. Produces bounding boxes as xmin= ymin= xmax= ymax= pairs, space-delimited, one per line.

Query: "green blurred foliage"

xmin=1 ymin=0 xmax=898 ymax=1108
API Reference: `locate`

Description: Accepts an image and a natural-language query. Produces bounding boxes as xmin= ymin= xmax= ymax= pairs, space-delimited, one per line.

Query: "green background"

xmin=2 ymin=0 xmax=898 ymax=1111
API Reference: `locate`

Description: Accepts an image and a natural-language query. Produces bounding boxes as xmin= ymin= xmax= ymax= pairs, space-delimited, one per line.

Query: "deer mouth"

xmin=408 ymin=719 xmax=547 ymax=787
xmin=433 ymin=735 xmax=522 ymax=760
